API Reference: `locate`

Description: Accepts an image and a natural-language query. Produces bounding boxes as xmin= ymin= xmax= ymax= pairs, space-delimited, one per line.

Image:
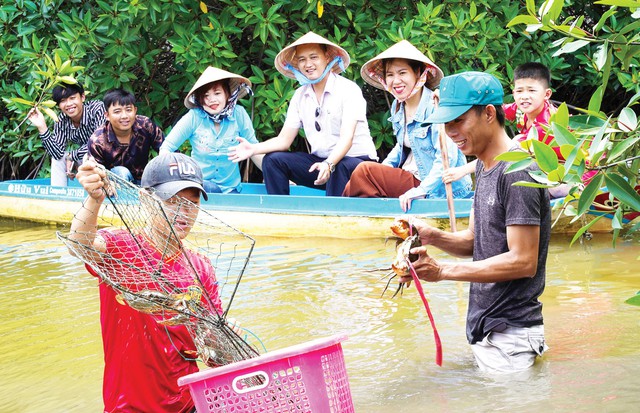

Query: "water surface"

xmin=1 ymin=219 xmax=639 ymax=412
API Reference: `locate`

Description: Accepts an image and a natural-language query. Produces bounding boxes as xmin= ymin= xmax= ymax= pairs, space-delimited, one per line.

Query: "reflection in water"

xmin=0 ymin=220 xmax=639 ymax=412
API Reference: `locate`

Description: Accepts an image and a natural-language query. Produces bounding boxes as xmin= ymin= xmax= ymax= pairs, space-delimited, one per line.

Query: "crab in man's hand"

xmin=382 ymin=218 xmax=422 ymax=298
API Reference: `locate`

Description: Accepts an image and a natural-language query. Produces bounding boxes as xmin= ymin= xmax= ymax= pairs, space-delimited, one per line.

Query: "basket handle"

xmin=232 ymin=370 xmax=270 ymax=394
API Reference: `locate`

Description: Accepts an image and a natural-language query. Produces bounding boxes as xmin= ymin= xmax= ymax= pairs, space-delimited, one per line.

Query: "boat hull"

xmin=0 ymin=179 xmax=623 ymax=238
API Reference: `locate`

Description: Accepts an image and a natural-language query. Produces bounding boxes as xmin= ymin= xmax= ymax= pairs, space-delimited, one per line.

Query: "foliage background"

xmin=0 ymin=0 xmax=637 ymax=182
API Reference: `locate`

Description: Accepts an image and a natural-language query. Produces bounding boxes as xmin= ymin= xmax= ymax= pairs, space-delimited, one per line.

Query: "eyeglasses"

xmin=315 ymin=107 xmax=321 ymax=132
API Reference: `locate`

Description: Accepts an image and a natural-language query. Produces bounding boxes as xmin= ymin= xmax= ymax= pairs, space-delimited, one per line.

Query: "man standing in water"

xmin=404 ymin=72 xmax=551 ymax=373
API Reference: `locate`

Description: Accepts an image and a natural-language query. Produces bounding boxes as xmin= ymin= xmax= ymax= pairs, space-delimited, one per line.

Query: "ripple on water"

xmin=2 ymin=224 xmax=640 ymax=413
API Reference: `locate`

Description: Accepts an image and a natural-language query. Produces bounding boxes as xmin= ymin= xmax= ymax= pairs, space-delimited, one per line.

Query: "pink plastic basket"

xmin=178 ymin=334 xmax=354 ymax=413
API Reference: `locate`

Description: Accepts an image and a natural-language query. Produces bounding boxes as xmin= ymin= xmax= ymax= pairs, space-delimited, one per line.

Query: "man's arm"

xmin=407 ymin=218 xmax=541 ymax=284
xmin=68 ymin=159 xmax=108 ymax=259
xmin=310 ymin=118 xmax=356 ymax=185
xmin=413 ymin=211 xmax=476 ymax=258
xmin=228 ymin=126 xmax=298 ymax=162
xmin=28 ymin=107 xmax=66 ymax=160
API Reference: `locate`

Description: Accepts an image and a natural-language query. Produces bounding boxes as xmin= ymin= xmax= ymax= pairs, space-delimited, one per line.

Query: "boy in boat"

xmin=228 ymin=31 xmax=378 ymax=196
xmin=88 ymin=88 xmax=165 ymax=184
xmin=442 ymin=62 xmax=572 ymax=198
xmin=405 ymin=72 xmax=551 ymax=374
xmin=68 ymin=152 xmax=221 ymax=412
xmin=27 ymin=81 xmax=105 ymax=186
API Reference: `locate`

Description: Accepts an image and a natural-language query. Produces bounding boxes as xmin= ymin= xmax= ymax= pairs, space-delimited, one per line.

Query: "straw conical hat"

xmin=275 ymin=31 xmax=350 ymax=79
xmin=360 ymin=40 xmax=444 ymax=90
xmin=184 ymin=66 xmax=252 ymax=109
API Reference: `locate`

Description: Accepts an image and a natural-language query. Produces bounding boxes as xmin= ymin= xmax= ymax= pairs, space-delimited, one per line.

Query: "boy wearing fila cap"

xmin=402 ymin=72 xmax=551 ymax=373
xmin=68 ymin=152 xmax=221 ymax=412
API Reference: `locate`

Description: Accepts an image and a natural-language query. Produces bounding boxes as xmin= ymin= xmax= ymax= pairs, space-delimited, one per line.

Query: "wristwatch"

xmin=323 ymin=160 xmax=335 ymax=173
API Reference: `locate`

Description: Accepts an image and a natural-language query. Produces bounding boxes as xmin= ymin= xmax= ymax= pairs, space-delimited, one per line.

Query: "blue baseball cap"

xmin=141 ymin=152 xmax=208 ymax=201
xmin=425 ymin=71 xmax=504 ymax=124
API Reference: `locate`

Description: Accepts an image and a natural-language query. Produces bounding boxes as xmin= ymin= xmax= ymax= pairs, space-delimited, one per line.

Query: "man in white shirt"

xmin=228 ymin=31 xmax=378 ymax=196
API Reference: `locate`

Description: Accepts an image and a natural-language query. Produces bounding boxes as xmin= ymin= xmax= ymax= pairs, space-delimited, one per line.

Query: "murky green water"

xmin=1 ymin=219 xmax=639 ymax=412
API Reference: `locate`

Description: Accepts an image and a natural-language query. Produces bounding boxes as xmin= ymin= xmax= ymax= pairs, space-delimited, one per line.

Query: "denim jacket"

xmin=161 ymin=105 xmax=257 ymax=193
xmin=383 ymin=87 xmax=472 ymax=199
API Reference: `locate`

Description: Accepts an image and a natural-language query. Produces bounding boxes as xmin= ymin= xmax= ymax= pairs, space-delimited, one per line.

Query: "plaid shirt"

xmin=88 ymin=115 xmax=164 ymax=181
xmin=39 ymin=100 xmax=105 ymax=161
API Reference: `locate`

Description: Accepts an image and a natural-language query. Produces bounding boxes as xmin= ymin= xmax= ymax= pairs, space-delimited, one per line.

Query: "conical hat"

xmin=360 ymin=40 xmax=444 ymax=90
xmin=275 ymin=31 xmax=350 ymax=79
xmin=184 ymin=66 xmax=252 ymax=109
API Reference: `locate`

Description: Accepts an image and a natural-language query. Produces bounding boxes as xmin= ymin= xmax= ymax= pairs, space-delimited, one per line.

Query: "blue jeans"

xmin=203 ymin=180 xmax=239 ymax=194
xmin=110 ymin=166 xmax=140 ymax=185
xmin=262 ymin=152 xmax=373 ymax=196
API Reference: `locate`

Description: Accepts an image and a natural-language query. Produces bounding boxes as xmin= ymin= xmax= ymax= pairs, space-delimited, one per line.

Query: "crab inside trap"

xmin=178 ymin=334 xmax=355 ymax=413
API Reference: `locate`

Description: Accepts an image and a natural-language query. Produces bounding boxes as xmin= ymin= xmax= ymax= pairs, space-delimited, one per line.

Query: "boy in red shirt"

xmin=443 ymin=63 xmax=572 ymax=198
xmin=67 ymin=152 xmax=218 ymax=412
xmin=503 ymin=62 xmax=557 ymax=149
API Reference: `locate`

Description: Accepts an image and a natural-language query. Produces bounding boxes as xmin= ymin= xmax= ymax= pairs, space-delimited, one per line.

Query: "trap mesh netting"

xmin=57 ymin=171 xmax=260 ymax=367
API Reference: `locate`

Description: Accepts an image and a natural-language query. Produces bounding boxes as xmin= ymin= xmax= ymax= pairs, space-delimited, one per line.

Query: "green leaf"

xmin=612 ymin=208 xmax=623 ymax=230
xmin=495 ymin=151 xmax=531 ymax=162
xmin=552 ymin=103 xmax=570 ymax=127
xmin=589 ymin=118 xmax=610 ymax=160
xmin=469 ymin=1 xmax=477 ymax=19
xmin=593 ymin=43 xmax=608 ymax=71
xmin=625 ymin=292 xmax=640 ymax=306
xmin=548 ymin=164 xmax=566 ymax=182
xmin=41 ymin=107 xmax=59 ymax=122
xmin=526 ymin=0 xmax=537 ymax=15
xmin=552 ymin=39 xmax=590 ymax=57
xmin=577 ymin=173 xmax=605 ymax=216
xmin=512 ymin=181 xmax=552 ymax=188
xmin=618 ymin=107 xmax=638 ymax=132
xmin=505 ymin=158 xmax=534 ymax=173
xmin=551 ymin=122 xmax=577 ymax=145
xmin=10 ymin=97 xmax=34 ymax=106
xmin=608 ymin=136 xmax=640 ymax=162
xmin=54 ymin=51 xmax=62 ymax=69
xmin=569 ymin=215 xmax=605 ymax=246
xmin=604 ymin=174 xmax=640 ymax=212
xmin=506 ymin=15 xmax=540 ymax=27
xmin=628 ymin=91 xmax=640 ymax=107
xmin=561 ymin=141 xmax=586 ymax=167
xmin=595 ymin=0 xmax=640 ymax=6
xmin=531 ymin=139 xmax=558 ymax=172
xmin=594 ymin=7 xmax=618 ymax=32
xmin=588 ymin=85 xmax=604 ymax=113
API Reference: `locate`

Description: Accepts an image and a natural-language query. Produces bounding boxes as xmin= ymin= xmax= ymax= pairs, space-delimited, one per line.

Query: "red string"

xmin=408 ymin=260 xmax=443 ymax=366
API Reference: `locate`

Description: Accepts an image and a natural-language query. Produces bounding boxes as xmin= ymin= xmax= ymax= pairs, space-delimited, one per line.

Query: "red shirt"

xmin=504 ymin=101 xmax=563 ymax=159
xmin=87 ymin=229 xmax=222 ymax=413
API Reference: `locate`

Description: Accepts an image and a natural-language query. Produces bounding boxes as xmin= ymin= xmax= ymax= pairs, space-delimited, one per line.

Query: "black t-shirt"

xmin=466 ymin=153 xmax=551 ymax=344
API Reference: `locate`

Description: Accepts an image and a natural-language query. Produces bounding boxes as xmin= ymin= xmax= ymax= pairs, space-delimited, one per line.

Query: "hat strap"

xmin=204 ymin=83 xmax=253 ymax=123
xmin=285 ymin=56 xmax=345 ymax=86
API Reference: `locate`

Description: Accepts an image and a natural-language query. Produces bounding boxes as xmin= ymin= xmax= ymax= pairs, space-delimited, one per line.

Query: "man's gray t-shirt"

xmin=467 ymin=155 xmax=551 ymax=344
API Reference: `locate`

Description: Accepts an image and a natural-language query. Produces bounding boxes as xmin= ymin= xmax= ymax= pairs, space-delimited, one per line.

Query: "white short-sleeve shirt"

xmin=283 ymin=73 xmax=378 ymax=160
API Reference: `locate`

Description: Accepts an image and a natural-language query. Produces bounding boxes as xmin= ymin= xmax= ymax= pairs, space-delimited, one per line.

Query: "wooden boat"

xmin=0 ymin=178 xmax=626 ymax=238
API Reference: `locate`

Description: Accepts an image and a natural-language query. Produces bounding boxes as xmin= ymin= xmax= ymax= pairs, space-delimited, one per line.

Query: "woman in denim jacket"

xmin=343 ymin=40 xmax=472 ymax=211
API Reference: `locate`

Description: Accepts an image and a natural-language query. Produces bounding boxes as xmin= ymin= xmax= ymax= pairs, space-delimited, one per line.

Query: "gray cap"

xmin=141 ymin=152 xmax=208 ymax=201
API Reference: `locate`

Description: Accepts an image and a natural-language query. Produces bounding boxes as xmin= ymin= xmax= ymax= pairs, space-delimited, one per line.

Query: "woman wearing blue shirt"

xmin=343 ymin=40 xmax=472 ymax=211
xmin=160 ymin=66 xmax=262 ymax=193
